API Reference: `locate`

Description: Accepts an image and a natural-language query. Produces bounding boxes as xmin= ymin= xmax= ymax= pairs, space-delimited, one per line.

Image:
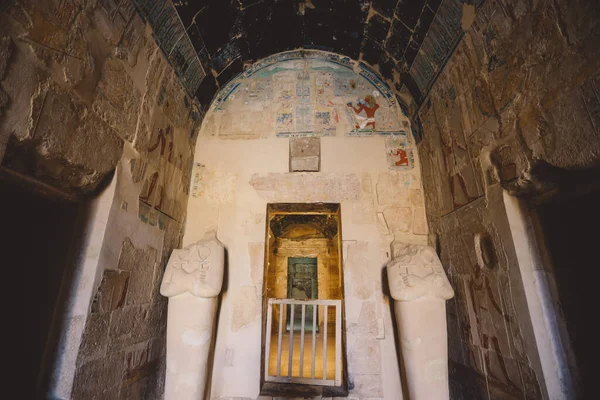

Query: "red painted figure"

xmin=347 ymin=95 xmax=379 ymax=130
xmin=391 ymin=148 xmax=409 ymax=166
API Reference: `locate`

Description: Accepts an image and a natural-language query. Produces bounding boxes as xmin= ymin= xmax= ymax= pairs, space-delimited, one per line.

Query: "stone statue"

xmin=387 ymin=243 xmax=455 ymax=400
xmin=160 ymin=232 xmax=225 ymax=400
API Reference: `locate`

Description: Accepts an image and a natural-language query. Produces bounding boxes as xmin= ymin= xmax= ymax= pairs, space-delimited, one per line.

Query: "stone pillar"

xmin=387 ymin=244 xmax=455 ymax=400
xmin=160 ymin=233 xmax=225 ymax=400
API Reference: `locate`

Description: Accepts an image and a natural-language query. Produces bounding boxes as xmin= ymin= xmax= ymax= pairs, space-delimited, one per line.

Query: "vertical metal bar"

xmin=335 ymin=301 xmax=342 ymax=385
xmin=288 ymin=304 xmax=295 ymax=377
xmin=265 ymin=300 xmax=273 ymax=379
xmin=276 ymin=303 xmax=283 ymax=376
xmin=299 ymin=304 xmax=306 ymax=378
xmin=311 ymin=304 xmax=317 ymax=379
xmin=323 ymin=304 xmax=328 ymax=380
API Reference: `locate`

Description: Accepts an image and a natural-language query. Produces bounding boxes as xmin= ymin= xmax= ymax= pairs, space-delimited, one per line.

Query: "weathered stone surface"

xmin=290 ymin=137 xmax=320 ymax=172
xmin=199 ymin=170 xmax=237 ymax=203
xmin=250 ymin=173 xmax=362 ymax=202
xmin=231 ymin=285 xmax=259 ymax=331
xmin=0 ymin=2 xmax=198 ymax=398
xmin=109 ymin=302 xmax=166 ymax=351
xmin=345 ymin=241 xmax=374 ymax=300
xmin=347 ymin=338 xmax=381 ymax=375
xmin=352 ymin=199 xmax=376 ymax=224
xmin=92 ymin=57 xmax=141 ymax=142
xmin=0 ymin=36 xmax=13 ymax=79
xmin=248 ymin=242 xmax=265 ymax=286
xmin=72 ymin=354 xmax=125 ymax=399
xmin=120 ymin=376 xmax=150 ymax=400
xmin=376 ymin=212 xmax=390 ymax=235
xmin=412 ymin=207 xmax=428 ymax=235
xmin=382 ymin=207 xmax=413 ymax=233
xmin=347 ymin=302 xmax=379 ymax=336
xmin=349 ymin=373 xmax=383 ymax=396
xmin=117 ymin=238 xmax=157 ymax=272
xmin=2 ymin=80 xmax=123 ymax=192
xmin=0 ymin=87 xmax=8 ymax=115
xmin=115 ymin=238 xmax=157 ymax=306
xmin=124 ymin=338 xmax=162 ymax=384
xmin=91 ymin=270 xmax=130 ymax=314
xmin=126 ymin=265 xmax=155 ymax=306
xmin=129 ymin=158 xmax=147 ymax=183
xmin=409 ymin=188 xmax=423 ymax=206
xmin=70 ymin=113 xmax=123 ymax=174
xmin=410 ymin=6 xmax=600 ymax=395
xmin=78 ymin=312 xmax=111 ymax=364
xmin=376 ymin=172 xmax=411 ymax=206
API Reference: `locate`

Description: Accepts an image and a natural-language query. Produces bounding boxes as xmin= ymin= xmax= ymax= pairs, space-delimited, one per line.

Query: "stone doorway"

xmin=530 ymin=182 xmax=600 ymax=397
xmin=261 ymin=203 xmax=347 ymax=397
xmin=1 ymin=168 xmax=83 ymax=398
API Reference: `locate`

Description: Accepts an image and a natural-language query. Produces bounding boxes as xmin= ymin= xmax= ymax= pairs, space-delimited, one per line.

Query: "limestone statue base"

xmin=394 ymin=298 xmax=450 ymax=400
xmin=160 ymin=234 xmax=225 ymax=400
xmin=387 ymin=243 xmax=454 ymax=400
xmin=164 ymin=293 xmax=218 ymax=400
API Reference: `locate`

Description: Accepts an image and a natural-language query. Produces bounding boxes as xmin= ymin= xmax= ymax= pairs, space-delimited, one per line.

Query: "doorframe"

xmin=260 ymin=203 xmax=348 ymax=397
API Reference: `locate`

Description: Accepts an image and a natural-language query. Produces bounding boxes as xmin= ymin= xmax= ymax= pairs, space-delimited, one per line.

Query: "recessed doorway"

xmin=261 ymin=203 xmax=347 ymax=397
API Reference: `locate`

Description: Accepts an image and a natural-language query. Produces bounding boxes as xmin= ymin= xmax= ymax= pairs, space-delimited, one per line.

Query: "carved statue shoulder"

xmin=387 ymin=244 xmax=454 ymax=302
xmin=160 ymin=234 xmax=225 ymax=298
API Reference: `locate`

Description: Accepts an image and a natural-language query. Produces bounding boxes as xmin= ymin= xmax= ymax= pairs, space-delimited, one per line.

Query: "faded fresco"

xmin=202 ymin=51 xmax=411 ymax=139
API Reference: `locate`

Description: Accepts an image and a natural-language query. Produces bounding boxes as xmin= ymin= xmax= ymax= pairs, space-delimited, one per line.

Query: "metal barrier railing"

xmin=265 ymin=298 xmax=342 ymax=386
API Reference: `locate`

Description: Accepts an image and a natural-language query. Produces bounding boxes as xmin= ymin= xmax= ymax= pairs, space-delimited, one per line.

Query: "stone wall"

xmin=0 ymin=1 xmax=200 ymax=398
xmin=186 ymin=136 xmax=427 ymax=400
xmin=416 ymin=0 xmax=600 ymax=398
xmin=185 ymin=70 xmax=425 ymax=400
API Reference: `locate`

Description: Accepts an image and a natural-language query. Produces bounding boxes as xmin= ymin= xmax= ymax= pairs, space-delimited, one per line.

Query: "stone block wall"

xmin=416 ymin=0 xmax=600 ymax=398
xmin=0 ymin=1 xmax=201 ymax=398
xmin=184 ymin=134 xmax=427 ymax=398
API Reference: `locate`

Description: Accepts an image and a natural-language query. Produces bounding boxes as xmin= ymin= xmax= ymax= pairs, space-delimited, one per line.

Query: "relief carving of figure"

xmin=467 ymin=262 xmax=520 ymax=391
xmin=140 ymin=126 xmax=175 ymax=210
xmin=439 ymin=121 xmax=477 ymax=209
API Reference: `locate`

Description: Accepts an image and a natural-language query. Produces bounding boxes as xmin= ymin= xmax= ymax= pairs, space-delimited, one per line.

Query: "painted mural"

xmin=202 ymin=50 xmax=411 ymax=139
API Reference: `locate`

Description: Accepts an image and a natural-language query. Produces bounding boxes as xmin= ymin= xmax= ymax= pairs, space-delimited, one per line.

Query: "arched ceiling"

xmin=132 ymin=0 xmax=483 ymax=115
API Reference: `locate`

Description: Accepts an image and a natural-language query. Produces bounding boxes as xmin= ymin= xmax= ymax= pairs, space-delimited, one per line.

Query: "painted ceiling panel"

xmin=131 ymin=0 xmax=484 ymax=111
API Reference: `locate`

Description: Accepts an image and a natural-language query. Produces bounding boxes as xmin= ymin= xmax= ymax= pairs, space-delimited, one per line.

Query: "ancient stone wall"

xmin=0 ymin=1 xmax=200 ymax=398
xmin=416 ymin=0 xmax=600 ymax=398
xmin=184 ymin=52 xmax=426 ymax=397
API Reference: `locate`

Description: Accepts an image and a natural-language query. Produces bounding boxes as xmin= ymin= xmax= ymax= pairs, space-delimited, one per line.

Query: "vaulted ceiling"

xmin=132 ymin=0 xmax=482 ymax=112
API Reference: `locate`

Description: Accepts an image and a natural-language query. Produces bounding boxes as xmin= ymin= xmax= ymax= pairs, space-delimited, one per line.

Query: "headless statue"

xmin=160 ymin=232 xmax=224 ymax=400
xmin=387 ymin=243 xmax=454 ymax=400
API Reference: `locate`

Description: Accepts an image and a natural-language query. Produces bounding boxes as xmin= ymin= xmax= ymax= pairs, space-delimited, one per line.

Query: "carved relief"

xmin=387 ymin=244 xmax=454 ymax=301
xmin=160 ymin=234 xmax=224 ymax=298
